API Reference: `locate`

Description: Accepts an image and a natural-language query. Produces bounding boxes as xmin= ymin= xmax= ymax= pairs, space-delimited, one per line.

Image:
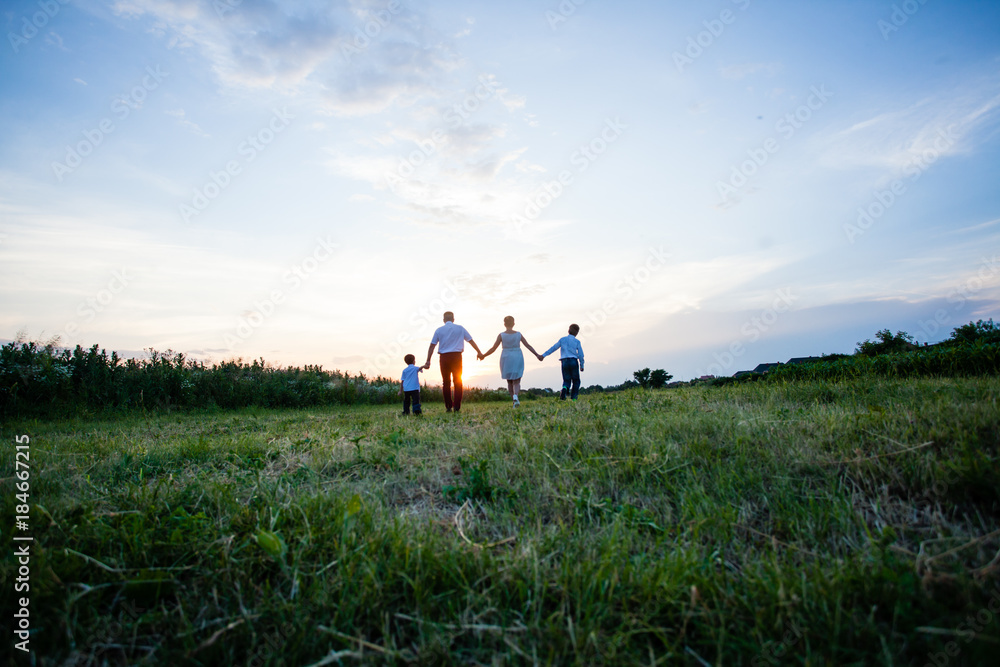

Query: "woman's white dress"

xmin=499 ymin=332 xmax=524 ymax=380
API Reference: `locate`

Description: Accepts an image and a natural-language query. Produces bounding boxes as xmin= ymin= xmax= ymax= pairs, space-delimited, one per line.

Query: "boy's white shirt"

xmin=543 ymin=334 xmax=584 ymax=366
xmin=401 ymin=364 xmax=423 ymax=391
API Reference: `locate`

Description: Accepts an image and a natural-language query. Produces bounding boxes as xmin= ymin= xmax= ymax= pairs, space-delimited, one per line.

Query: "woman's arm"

xmin=520 ymin=335 xmax=540 ymax=357
xmin=521 ymin=335 xmax=545 ymax=361
xmin=481 ymin=333 xmax=502 ymax=357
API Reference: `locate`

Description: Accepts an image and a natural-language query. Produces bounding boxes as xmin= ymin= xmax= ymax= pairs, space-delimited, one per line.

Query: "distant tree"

xmin=856 ymin=329 xmax=915 ymax=357
xmin=633 ymin=368 xmax=652 ymax=388
xmin=649 ymin=369 xmax=673 ymax=388
xmin=948 ymin=319 xmax=1000 ymax=345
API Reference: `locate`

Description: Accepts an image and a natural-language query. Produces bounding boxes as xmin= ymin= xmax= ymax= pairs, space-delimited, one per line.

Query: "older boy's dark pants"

xmin=439 ymin=352 xmax=463 ymax=411
xmin=560 ymin=358 xmax=581 ymax=400
xmin=403 ymin=390 xmax=421 ymax=415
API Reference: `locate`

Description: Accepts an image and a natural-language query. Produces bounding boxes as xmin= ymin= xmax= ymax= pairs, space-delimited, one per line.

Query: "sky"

xmin=2 ymin=0 xmax=1000 ymax=389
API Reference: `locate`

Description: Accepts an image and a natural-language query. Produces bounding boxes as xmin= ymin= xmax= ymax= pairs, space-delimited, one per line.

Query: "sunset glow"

xmin=2 ymin=0 xmax=998 ymax=387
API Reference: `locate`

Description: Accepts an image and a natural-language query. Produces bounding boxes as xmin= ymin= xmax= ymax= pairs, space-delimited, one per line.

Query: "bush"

xmin=856 ymin=329 xmax=916 ymax=356
xmin=764 ymin=341 xmax=1000 ymax=382
xmin=632 ymin=368 xmax=673 ymax=389
xmin=0 ymin=342 xmax=507 ymax=419
xmin=944 ymin=318 xmax=1000 ymax=346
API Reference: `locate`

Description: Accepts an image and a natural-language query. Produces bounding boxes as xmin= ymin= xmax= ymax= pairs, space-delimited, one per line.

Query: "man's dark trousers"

xmin=439 ymin=352 xmax=463 ymax=411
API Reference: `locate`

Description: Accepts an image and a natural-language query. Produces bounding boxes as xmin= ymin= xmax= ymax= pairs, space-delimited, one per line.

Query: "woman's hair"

xmin=504 ymin=315 xmax=515 ymax=327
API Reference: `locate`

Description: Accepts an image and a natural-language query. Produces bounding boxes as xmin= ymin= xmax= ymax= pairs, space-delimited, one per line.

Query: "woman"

xmin=479 ymin=316 xmax=543 ymax=407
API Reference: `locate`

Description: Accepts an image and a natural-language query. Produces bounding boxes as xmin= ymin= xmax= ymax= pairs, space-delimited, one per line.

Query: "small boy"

xmin=400 ymin=354 xmax=423 ymax=415
xmin=541 ymin=324 xmax=585 ymax=400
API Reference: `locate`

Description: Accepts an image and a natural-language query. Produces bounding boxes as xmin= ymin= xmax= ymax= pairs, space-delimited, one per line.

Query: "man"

xmin=423 ymin=311 xmax=484 ymax=413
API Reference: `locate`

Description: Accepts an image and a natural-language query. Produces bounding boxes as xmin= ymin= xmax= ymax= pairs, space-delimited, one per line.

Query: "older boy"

xmin=541 ymin=323 xmax=584 ymax=400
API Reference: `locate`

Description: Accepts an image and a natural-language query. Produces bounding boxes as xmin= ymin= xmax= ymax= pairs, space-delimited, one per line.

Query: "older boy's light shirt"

xmin=401 ymin=364 xmax=423 ymax=391
xmin=430 ymin=321 xmax=473 ymax=353
xmin=543 ymin=335 xmax=584 ymax=362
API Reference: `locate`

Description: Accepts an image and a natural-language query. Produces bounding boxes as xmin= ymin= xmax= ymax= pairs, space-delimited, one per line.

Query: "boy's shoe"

xmin=446 ymin=408 xmax=453 ymax=413
xmin=559 ymin=389 xmax=567 ymax=400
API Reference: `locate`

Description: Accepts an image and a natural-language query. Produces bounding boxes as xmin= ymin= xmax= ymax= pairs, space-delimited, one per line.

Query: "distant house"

xmin=752 ymin=362 xmax=782 ymax=374
xmin=733 ymin=370 xmax=754 ymax=378
xmin=699 ymin=375 xmax=715 ymax=380
xmin=785 ymin=356 xmax=823 ymax=365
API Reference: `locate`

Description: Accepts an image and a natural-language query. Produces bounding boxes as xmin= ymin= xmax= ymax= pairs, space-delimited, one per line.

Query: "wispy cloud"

xmin=164 ymin=108 xmax=209 ymax=137
xmin=113 ymin=0 xmax=350 ymax=91
xmin=719 ymin=62 xmax=781 ymax=79
xmin=815 ymin=75 xmax=1000 ymax=173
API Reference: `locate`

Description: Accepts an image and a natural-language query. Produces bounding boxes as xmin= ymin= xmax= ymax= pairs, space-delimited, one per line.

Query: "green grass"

xmin=2 ymin=378 xmax=999 ymax=665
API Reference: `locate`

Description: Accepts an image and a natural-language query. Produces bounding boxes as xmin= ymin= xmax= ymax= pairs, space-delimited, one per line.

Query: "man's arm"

xmin=424 ymin=343 xmax=436 ymax=369
xmin=577 ymin=340 xmax=584 ymax=370
xmin=461 ymin=326 xmax=484 ymax=357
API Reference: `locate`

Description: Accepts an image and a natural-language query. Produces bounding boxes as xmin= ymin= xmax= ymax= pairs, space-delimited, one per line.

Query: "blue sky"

xmin=2 ymin=0 xmax=999 ymax=388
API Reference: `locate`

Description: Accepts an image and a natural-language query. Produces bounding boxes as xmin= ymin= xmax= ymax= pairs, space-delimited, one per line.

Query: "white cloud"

xmin=164 ymin=108 xmax=209 ymax=137
xmin=719 ymin=62 xmax=781 ymax=79
xmin=815 ymin=76 xmax=1000 ymax=173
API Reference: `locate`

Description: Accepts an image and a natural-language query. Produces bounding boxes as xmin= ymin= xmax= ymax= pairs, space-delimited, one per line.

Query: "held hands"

xmin=477 ymin=353 xmax=484 ymax=361
xmin=536 ymin=353 xmax=544 ymax=361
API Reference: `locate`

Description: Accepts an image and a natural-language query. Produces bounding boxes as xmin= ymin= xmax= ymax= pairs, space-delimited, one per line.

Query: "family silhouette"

xmin=402 ymin=311 xmax=584 ymax=414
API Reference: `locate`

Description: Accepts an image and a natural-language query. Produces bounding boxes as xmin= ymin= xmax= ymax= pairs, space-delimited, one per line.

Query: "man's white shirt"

xmin=430 ymin=321 xmax=473 ymax=353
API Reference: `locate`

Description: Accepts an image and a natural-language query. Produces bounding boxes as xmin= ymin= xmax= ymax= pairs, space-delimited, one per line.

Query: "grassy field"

xmin=2 ymin=378 xmax=999 ymax=666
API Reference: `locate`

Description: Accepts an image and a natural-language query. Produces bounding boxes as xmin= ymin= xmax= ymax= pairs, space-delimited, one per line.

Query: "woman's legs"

xmin=507 ymin=379 xmax=515 ymax=397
